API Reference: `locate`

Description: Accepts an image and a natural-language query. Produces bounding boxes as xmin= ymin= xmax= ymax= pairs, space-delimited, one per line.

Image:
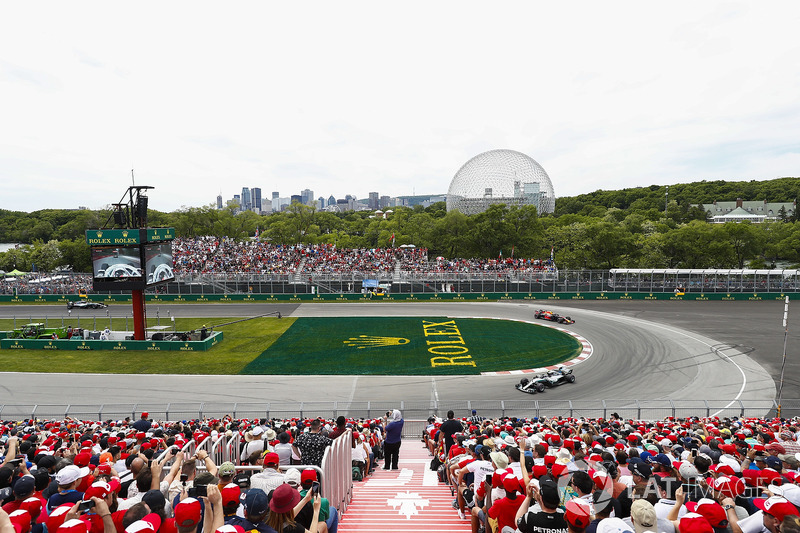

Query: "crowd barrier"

xmin=0 ymin=291 xmax=797 ymax=304
xmin=0 ymin=399 xmax=792 ymax=431
xmin=152 ymin=429 xmax=352 ymax=516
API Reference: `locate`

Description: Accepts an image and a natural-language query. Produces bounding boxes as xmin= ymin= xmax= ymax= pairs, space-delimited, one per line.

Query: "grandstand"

xmin=4 ymin=410 xmax=799 ymax=533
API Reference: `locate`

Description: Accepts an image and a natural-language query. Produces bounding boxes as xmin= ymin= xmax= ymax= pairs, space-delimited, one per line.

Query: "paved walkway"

xmin=338 ymin=439 xmax=471 ymax=532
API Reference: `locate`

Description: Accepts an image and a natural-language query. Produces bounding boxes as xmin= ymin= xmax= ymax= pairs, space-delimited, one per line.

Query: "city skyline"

xmin=1 ymin=2 xmax=799 ymax=213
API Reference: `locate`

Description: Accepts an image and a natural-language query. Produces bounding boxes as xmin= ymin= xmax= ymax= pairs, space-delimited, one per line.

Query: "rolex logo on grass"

xmin=344 ymin=335 xmax=410 ymax=349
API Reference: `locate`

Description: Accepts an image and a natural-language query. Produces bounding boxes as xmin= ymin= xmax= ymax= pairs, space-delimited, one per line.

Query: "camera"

xmin=188 ymin=485 xmax=207 ymax=498
xmin=79 ymin=500 xmax=95 ymax=512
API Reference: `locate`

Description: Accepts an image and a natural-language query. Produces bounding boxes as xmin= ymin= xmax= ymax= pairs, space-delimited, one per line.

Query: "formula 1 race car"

xmin=534 ymin=309 xmax=575 ymax=325
xmin=67 ymin=300 xmax=108 ymax=310
xmin=515 ymin=367 xmax=576 ymax=394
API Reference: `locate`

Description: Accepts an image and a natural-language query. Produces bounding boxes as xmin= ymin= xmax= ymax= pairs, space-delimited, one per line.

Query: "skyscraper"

xmin=241 ymin=187 xmax=251 ymax=211
xmin=290 ymin=194 xmax=302 ymax=205
xmin=301 ymin=189 xmax=314 ymax=206
xmin=369 ymin=192 xmax=379 ymax=210
xmin=318 ymin=196 xmax=326 ymax=209
xmin=328 ymin=195 xmax=336 ymax=206
xmin=216 ymin=193 xmax=223 ymax=209
xmin=252 ymin=188 xmax=262 ymax=211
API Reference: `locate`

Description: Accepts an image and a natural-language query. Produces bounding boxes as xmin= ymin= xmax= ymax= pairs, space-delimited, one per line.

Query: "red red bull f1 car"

xmin=534 ymin=309 xmax=575 ymax=324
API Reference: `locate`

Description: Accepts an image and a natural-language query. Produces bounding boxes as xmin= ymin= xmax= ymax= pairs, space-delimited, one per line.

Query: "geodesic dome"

xmin=446 ymin=149 xmax=555 ymax=215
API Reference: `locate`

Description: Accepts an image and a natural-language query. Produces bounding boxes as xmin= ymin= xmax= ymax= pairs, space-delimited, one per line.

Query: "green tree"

xmin=29 ymin=240 xmax=63 ymax=272
xmin=722 ymin=222 xmax=761 ymax=269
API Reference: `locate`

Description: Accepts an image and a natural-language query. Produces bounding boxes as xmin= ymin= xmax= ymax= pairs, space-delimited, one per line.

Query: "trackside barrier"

xmin=0 ymin=400 xmax=787 ymax=427
xmin=2 ymin=292 xmax=799 ymax=304
xmin=321 ymin=429 xmax=353 ymax=515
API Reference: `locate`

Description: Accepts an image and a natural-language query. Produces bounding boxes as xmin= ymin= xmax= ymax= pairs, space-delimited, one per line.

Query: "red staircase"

xmin=337 ymin=439 xmax=472 ymax=532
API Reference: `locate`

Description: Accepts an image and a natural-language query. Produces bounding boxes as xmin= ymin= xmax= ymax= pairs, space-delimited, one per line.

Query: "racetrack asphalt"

xmin=0 ymin=300 xmax=795 ymax=410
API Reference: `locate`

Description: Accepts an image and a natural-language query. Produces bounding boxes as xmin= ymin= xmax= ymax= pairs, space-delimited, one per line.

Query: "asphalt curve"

xmin=0 ymin=300 xmax=791 ymax=408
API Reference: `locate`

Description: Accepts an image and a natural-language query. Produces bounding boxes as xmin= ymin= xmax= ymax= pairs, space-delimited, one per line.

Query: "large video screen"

xmin=143 ymin=242 xmax=174 ymax=285
xmin=91 ymin=247 xmax=143 ymax=280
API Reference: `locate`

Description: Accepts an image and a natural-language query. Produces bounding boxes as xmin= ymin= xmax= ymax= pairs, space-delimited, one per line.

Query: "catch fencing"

xmin=0 ymin=399 xmax=792 ymax=437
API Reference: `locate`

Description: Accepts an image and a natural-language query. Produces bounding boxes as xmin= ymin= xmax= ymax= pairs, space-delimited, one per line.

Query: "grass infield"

xmin=241 ymin=316 xmax=582 ymax=375
xmin=0 ymin=316 xmax=581 ymax=375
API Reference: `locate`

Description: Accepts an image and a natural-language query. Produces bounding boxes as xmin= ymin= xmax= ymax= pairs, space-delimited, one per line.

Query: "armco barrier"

xmin=0 ymin=332 xmax=222 ymax=351
xmin=0 ymin=292 xmax=796 ymax=303
xmin=0 ymin=399 xmax=789 ymax=428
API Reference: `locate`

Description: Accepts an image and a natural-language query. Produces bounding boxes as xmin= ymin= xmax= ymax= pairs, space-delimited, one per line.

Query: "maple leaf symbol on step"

xmin=387 ymin=491 xmax=430 ymax=519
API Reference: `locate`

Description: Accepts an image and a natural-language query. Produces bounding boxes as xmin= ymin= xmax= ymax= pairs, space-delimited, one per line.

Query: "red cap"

xmin=502 ymin=475 xmax=522 ymax=494
xmin=125 ymin=513 xmax=161 ymax=533
xmin=221 ymin=483 xmax=241 ymax=507
xmin=301 ymin=468 xmax=318 ymax=486
xmin=710 ymin=476 xmax=745 ymax=498
xmin=565 ymin=499 xmax=591 ymax=528
xmin=678 ymin=513 xmax=713 ymax=533
xmin=262 ymin=452 xmax=280 ymax=466
xmin=753 ymin=496 xmax=799 ymax=522
xmin=73 ymin=453 xmax=91 ymax=468
xmin=216 ymin=527 xmax=245 ymax=533
xmin=19 ymin=497 xmax=42 ymax=519
xmin=686 ymin=499 xmax=728 ymax=528
xmin=174 ymin=498 xmax=202 ymax=528
xmin=57 ymin=519 xmax=89 ymax=533
xmin=47 ymin=504 xmax=74 ymax=533
xmin=85 ymin=481 xmax=112 ymax=500
xmin=531 ymin=465 xmax=548 ymax=479
xmin=8 ymin=510 xmax=31 ymax=533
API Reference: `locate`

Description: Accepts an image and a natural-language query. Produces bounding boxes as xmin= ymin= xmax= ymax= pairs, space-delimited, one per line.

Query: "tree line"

xmin=1 ymin=177 xmax=798 ymax=273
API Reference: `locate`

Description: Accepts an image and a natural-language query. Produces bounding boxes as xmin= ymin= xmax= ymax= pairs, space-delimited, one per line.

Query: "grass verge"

xmin=0 ymin=317 xmax=294 ymax=374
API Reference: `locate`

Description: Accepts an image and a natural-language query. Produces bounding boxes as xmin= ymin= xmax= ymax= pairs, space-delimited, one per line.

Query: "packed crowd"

xmin=0 ymin=275 xmax=93 ymax=296
xmin=171 ymin=237 xmax=556 ymax=277
xmin=171 ymin=238 xmax=427 ymax=276
xmin=425 ymin=410 xmax=800 ymax=533
xmin=423 ymin=258 xmax=557 ymax=275
xmin=0 ymin=410 xmax=408 ymax=533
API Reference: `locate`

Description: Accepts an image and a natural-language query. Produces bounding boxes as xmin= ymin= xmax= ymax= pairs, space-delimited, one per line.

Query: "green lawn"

xmin=0 ymin=316 xmax=581 ymax=375
xmin=0 ymin=317 xmax=294 ymax=374
xmin=242 ymin=317 xmax=582 ymax=375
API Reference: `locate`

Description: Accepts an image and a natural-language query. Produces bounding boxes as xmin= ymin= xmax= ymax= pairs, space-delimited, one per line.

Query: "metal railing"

xmin=0 ymin=399 xmax=790 ymax=432
xmin=6 ymin=268 xmax=798 ymax=296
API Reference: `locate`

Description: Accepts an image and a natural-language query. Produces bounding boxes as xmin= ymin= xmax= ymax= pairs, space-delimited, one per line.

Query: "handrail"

xmin=0 ymin=400 xmax=786 ymax=432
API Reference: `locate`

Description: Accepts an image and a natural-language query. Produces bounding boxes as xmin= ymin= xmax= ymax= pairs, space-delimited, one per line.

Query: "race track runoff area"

xmin=242 ymin=316 xmax=582 ymax=375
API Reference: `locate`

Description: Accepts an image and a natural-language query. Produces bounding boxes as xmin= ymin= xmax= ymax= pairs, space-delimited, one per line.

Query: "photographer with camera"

xmin=63 ymin=495 xmax=115 ymax=533
xmin=168 ymin=450 xmax=217 ymax=503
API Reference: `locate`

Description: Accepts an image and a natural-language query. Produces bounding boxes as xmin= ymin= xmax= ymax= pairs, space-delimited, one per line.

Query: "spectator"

xmin=438 ymin=411 xmax=464 ymax=458
xmin=265 ymin=484 xmax=320 ymax=533
xmin=249 ymin=453 xmax=284 ymax=495
xmin=292 ymin=421 xmax=332 ymax=468
xmin=226 ymin=489 xmax=271 ymax=533
xmin=383 ymin=410 xmax=403 ymax=471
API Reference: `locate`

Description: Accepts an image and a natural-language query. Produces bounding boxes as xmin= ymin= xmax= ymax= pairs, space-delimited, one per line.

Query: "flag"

xmin=255 ymin=226 xmax=259 ymax=237
xmin=511 ymin=246 xmax=515 ymax=258
xmin=499 ymin=250 xmax=503 ymax=258
xmin=391 ymin=233 xmax=395 ymax=247
xmin=550 ymin=246 xmax=554 ymax=262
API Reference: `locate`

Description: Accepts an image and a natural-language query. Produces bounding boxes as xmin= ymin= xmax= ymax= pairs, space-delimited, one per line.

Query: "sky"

xmin=1 ymin=1 xmax=799 ymax=213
